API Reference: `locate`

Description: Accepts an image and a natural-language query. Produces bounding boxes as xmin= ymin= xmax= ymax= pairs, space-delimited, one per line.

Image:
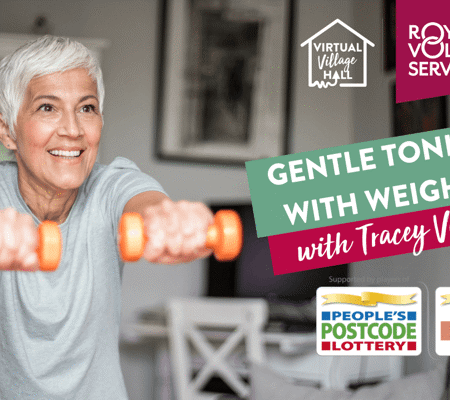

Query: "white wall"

xmin=1 ymin=0 xmax=444 ymax=398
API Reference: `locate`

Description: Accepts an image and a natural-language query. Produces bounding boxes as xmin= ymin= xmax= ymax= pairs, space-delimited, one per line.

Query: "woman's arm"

xmin=123 ymin=192 xmax=214 ymax=264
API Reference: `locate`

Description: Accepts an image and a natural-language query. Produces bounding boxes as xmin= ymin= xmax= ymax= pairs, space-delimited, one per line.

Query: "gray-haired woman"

xmin=0 ymin=35 xmax=213 ymax=399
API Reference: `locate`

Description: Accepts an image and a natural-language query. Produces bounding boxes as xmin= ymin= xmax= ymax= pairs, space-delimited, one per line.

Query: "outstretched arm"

xmin=123 ymin=192 xmax=214 ymax=264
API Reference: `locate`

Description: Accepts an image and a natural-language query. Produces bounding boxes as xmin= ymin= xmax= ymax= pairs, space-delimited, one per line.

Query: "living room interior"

xmin=2 ymin=0 xmax=450 ymax=399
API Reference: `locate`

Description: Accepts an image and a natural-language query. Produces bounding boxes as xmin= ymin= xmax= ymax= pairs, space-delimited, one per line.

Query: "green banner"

xmin=246 ymin=128 xmax=450 ymax=238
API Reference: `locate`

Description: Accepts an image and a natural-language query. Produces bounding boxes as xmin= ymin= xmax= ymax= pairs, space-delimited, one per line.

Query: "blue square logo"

xmin=407 ymin=311 xmax=416 ymax=321
xmin=322 ymin=311 xmax=331 ymax=321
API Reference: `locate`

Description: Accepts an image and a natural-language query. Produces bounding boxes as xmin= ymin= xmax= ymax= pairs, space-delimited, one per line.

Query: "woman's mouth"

xmin=48 ymin=150 xmax=83 ymax=160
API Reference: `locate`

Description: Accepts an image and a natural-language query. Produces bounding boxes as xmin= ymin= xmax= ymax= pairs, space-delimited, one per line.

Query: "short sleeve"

xmin=91 ymin=157 xmax=167 ymax=234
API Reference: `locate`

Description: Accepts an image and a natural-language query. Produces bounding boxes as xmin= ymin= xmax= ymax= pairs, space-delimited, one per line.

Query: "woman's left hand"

xmin=141 ymin=199 xmax=214 ymax=264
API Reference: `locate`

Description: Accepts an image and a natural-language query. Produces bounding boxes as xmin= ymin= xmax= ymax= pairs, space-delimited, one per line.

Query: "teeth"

xmin=49 ymin=150 xmax=81 ymax=157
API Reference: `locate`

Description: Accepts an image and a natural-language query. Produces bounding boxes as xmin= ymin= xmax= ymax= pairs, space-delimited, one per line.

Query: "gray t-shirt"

xmin=0 ymin=157 xmax=165 ymax=399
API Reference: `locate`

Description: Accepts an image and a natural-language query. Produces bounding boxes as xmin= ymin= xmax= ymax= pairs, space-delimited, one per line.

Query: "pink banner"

xmin=268 ymin=205 xmax=450 ymax=275
xmin=397 ymin=0 xmax=450 ymax=103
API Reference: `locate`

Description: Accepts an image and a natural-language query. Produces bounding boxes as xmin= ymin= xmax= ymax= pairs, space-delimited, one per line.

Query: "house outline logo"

xmin=301 ymin=19 xmax=375 ymax=88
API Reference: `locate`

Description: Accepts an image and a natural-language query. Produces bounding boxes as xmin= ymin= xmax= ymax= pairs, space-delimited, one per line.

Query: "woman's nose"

xmin=57 ymin=111 xmax=83 ymax=137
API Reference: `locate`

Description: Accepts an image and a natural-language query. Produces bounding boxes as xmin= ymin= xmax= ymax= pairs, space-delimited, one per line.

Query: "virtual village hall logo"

xmin=301 ymin=19 xmax=375 ymax=88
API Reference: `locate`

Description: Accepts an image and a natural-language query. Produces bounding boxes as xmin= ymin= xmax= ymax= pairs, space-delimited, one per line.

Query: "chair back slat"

xmin=168 ymin=297 xmax=268 ymax=400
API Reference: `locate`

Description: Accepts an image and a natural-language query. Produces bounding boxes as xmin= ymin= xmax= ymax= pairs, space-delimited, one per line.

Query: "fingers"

xmin=142 ymin=200 xmax=214 ymax=264
xmin=143 ymin=208 xmax=166 ymax=261
xmin=17 ymin=214 xmax=39 ymax=271
xmin=0 ymin=208 xmax=39 ymax=271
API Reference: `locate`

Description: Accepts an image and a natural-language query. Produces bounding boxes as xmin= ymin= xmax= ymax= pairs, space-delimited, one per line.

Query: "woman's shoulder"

xmin=100 ymin=156 xmax=142 ymax=170
xmin=0 ymin=160 xmax=18 ymax=167
xmin=84 ymin=157 xmax=146 ymax=190
xmin=0 ymin=161 xmax=18 ymax=175
xmin=0 ymin=162 xmax=18 ymax=193
xmin=89 ymin=157 xmax=142 ymax=178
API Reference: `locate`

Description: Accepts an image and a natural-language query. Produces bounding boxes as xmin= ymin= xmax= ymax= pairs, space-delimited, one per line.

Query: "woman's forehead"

xmin=26 ymin=68 xmax=97 ymax=100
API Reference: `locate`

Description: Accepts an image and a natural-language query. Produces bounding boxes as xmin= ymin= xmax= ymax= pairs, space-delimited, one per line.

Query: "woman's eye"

xmin=38 ymin=104 xmax=53 ymax=112
xmin=81 ymin=104 xmax=96 ymax=113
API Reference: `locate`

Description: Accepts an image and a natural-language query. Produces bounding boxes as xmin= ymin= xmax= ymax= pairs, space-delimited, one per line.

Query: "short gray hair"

xmin=0 ymin=35 xmax=105 ymax=139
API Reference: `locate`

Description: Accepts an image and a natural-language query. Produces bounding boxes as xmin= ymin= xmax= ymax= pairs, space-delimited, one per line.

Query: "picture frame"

xmin=384 ymin=0 xmax=395 ymax=71
xmin=392 ymin=83 xmax=448 ymax=137
xmin=155 ymin=0 xmax=293 ymax=166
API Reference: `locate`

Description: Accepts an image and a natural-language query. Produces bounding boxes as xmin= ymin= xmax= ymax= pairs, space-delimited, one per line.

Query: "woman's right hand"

xmin=0 ymin=208 xmax=39 ymax=271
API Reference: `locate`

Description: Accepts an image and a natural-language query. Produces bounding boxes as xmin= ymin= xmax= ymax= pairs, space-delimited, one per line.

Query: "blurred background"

xmin=2 ymin=0 xmax=450 ymax=399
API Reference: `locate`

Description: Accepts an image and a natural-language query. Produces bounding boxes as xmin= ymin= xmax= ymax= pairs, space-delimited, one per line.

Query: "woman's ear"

xmin=0 ymin=115 xmax=17 ymax=151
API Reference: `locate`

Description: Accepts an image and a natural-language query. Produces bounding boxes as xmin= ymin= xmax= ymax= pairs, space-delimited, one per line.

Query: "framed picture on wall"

xmin=384 ymin=0 xmax=395 ymax=71
xmin=155 ymin=0 xmax=293 ymax=166
xmin=392 ymin=83 xmax=448 ymax=136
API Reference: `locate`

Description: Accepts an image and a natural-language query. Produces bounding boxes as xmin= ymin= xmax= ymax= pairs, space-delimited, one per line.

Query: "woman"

xmin=0 ymin=35 xmax=213 ymax=399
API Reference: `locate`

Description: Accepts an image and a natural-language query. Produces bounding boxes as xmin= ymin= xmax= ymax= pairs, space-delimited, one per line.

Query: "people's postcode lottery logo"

xmin=316 ymin=287 xmax=421 ymax=356
xmin=301 ymin=19 xmax=375 ymax=88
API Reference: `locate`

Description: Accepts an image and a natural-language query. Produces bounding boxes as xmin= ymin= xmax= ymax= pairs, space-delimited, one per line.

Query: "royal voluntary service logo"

xmin=301 ymin=19 xmax=375 ymax=88
xmin=396 ymin=0 xmax=450 ymax=102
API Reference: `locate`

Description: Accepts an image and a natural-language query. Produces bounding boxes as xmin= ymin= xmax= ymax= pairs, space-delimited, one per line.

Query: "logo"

xmin=396 ymin=0 xmax=450 ymax=102
xmin=407 ymin=23 xmax=450 ymax=77
xmin=317 ymin=287 xmax=421 ymax=355
xmin=435 ymin=287 xmax=450 ymax=355
xmin=301 ymin=19 xmax=375 ymax=88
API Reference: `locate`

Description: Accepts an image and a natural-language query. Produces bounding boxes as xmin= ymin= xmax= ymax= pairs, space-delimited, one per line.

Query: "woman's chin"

xmin=46 ymin=174 xmax=85 ymax=192
xmin=52 ymin=180 xmax=83 ymax=192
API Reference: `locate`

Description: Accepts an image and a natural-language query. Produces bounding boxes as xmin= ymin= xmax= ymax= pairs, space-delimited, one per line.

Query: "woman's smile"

xmin=47 ymin=148 xmax=85 ymax=162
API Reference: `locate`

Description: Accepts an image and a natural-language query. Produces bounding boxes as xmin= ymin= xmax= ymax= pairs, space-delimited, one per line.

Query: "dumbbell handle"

xmin=119 ymin=210 xmax=243 ymax=262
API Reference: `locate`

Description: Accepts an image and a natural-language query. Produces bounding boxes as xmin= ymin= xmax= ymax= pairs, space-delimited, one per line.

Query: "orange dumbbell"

xmin=37 ymin=221 xmax=62 ymax=272
xmin=35 ymin=209 xmax=243 ymax=271
xmin=119 ymin=210 xmax=243 ymax=262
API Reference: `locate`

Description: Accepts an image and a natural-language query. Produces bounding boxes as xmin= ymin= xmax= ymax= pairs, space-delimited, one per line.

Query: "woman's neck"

xmin=17 ymin=173 xmax=78 ymax=224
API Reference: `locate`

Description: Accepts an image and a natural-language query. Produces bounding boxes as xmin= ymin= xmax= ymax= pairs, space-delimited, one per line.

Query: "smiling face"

xmin=0 ymin=68 xmax=102 ymax=194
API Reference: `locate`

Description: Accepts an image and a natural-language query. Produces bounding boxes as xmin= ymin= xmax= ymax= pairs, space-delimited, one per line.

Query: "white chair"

xmin=167 ymin=297 xmax=268 ymax=400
